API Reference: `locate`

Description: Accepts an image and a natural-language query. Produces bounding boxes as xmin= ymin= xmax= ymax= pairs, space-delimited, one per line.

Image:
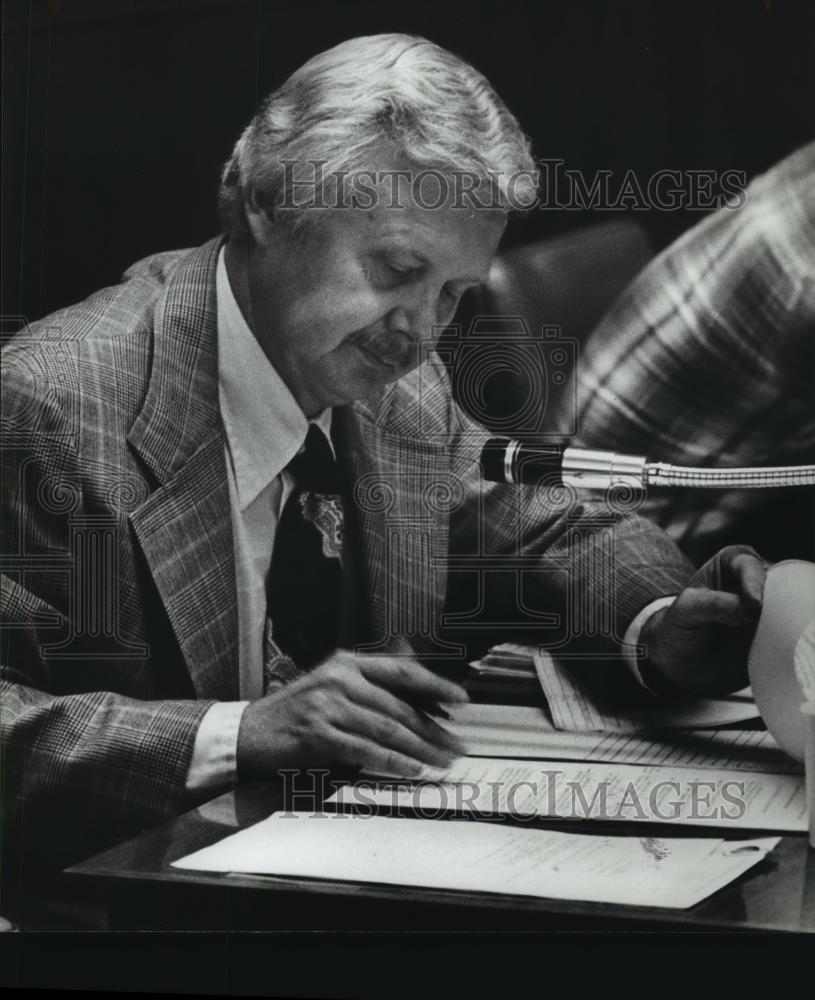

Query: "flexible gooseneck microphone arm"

xmin=481 ymin=438 xmax=815 ymax=490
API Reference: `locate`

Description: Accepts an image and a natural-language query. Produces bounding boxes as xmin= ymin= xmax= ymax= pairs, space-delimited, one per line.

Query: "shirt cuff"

xmin=621 ymin=596 xmax=677 ymax=695
xmin=185 ymin=700 xmax=249 ymax=792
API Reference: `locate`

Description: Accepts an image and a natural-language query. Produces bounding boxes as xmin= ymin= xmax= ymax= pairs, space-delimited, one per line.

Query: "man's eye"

xmin=368 ymin=258 xmax=418 ymax=287
xmin=385 ymin=261 xmax=417 ymax=279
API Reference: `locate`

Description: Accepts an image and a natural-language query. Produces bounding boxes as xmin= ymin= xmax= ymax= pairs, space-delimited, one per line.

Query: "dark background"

xmin=3 ymin=0 xmax=814 ymax=326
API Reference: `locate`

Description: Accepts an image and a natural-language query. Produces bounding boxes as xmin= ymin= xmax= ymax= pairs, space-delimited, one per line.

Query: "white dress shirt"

xmin=186 ymin=247 xmax=332 ymax=791
xmin=185 ymin=246 xmax=675 ymax=792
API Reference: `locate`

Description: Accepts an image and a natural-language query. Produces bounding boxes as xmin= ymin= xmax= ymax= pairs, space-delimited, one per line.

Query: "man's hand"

xmin=236 ymin=650 xmax=467 ymax=779
xmin=639 ymin=545 xmax=767 ymax=697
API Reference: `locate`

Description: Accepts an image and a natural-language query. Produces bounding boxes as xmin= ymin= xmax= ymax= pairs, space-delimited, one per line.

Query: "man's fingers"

xmin=695 ymin=546 xmax=766 ymax=614
xmin=671 ymin=588 xmax=748 ymax=629
xmin=341 ymin=672 xmax=465 ymax=754
xmin=687 ymin=546 xmax=768 ymax=625
xmin=298 ymin=652 xmax=467 ymax=770
xmin=332 ymin=705 xmax=460 ymax=769
xmin=330 ymin=731 xmax=428 ymax=778
xmin=354 ymin=654 xmax=469 ymax=705
xmin=723 ymin=551 xmax=766 ymax=619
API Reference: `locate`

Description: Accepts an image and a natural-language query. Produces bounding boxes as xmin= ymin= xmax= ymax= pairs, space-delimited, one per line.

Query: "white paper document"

xmin=338 ymin=756 xmax=807 ymax=832
xmin=448 ymin=703 xmax=799 ymax=774
xmin=172 ymin=812 xmax=778 ymax=910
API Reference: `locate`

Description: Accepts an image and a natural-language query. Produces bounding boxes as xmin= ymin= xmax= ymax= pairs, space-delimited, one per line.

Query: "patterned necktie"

xmin=263 ymin=424 xmax=344 ymax=690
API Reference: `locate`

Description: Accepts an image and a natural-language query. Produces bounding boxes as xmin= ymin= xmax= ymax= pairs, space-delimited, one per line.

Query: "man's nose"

xmin=387 ymin=305 xmax=413 ymax=337
xmin=383 ymin=307 xmax=427 ymax=370
xmin=388 ymin=291 xmax=437 ymax=345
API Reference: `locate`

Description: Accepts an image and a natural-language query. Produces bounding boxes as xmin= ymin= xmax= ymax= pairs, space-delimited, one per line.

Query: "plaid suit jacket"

xmin=1 ymin=237 xmax=691 ymax=862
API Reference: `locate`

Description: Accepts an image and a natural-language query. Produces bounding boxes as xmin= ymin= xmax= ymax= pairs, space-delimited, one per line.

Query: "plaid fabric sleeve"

xmin=559 ymin=143 xmax=815 ymax=563
xmin=444 ymin=385 xmax=694 ymax=657
xmin=1 ymin=358 xmax=214 ymax=865
xmin=0 ymin=676 xmax=213 ymax=863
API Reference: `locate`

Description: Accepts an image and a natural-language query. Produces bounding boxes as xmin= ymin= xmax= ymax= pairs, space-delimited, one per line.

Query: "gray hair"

xmin=218 ymin=33 xmax=538 ymax=238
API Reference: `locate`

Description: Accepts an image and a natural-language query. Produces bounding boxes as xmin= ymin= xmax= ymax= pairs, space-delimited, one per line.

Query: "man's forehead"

xmin=362 ymin=195 xmax=505 ymax=273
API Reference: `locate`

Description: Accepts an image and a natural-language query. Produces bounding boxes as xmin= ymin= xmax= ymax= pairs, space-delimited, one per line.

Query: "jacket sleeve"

xmin=442 ymin=382 xmax=694 ymax=658
xmin=1 ymin=352 xmax=213 ymax=867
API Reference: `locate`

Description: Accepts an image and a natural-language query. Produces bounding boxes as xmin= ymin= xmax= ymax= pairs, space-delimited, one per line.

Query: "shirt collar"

xmin=216 ymin=245 xmax=332 ymax=510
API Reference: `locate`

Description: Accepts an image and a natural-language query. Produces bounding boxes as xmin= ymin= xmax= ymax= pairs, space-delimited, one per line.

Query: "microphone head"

xmin=481 ymin=438 xmax=513 ymax=483
xmin=481 ymin=437 xmax=566 ymax=485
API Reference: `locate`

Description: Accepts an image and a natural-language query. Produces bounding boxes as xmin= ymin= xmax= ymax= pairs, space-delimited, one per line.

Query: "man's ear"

xmin=244 ymin=188 xmax=273 ymax=246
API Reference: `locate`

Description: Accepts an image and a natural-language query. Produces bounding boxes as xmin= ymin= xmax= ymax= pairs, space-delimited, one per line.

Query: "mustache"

xmin=351 ymin=329 xmax=418 ymax=369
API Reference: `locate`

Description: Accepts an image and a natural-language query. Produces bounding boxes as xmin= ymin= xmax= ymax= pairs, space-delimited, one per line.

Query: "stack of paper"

xmin=475 ymin=642 xmax=761 ymax=731
xmin=467 ymin=645 xmax=540 ymax=700
xmin=172 ymin=812 xmax=779 ymax=910
xmin=529 ymin=645 xmax=760 ymax=732
xmin=174 ymin=645 xmax=794 ymax=912
xmin=340 ymin=755 xmax=807 ymax=833
xmin=446 ymin=702 xmax=799 ymax=773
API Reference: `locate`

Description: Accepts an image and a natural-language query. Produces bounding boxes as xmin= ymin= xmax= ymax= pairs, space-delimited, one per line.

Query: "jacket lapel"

xmin=127 ymin=238 xmax=238 ymax=699
xmin=338 ymin=381 xmax=465 ymax=662
xmin=129 ymin=432 xmax=237 ymax=699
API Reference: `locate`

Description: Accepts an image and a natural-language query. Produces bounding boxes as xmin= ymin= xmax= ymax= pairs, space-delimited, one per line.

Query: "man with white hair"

xmin=1 ymin=34 xmax=764 ymax=871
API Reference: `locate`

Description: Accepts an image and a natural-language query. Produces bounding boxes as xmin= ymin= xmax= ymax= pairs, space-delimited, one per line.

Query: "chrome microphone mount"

xmin=481 ymin=438 xmax=815 ymax=490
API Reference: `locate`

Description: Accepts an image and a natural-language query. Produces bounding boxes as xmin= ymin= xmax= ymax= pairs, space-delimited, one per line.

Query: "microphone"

xmin=481 ymin=438 xmax=646 ymax=490
xmin=481 ymin=437 xmax=815 ymax=490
